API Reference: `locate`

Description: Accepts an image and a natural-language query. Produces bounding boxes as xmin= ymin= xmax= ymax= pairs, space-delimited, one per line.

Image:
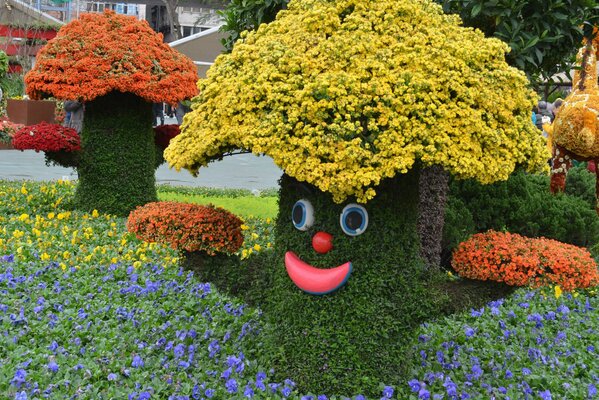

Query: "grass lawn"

xmin=0 ymin=180 xmax=597 ymax=399
xmin=157 ymin=190 xmax=278 ymax=220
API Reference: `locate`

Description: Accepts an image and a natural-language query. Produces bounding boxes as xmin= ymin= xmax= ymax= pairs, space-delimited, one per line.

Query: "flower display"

xmin=452 ymin=230 xmax=599 ymax=290
xmin=154 ymin=124 xmax=180 ymax=149
xmin=0 ymin=180 xmax=597 ymax=398
xmin=12 ymin=122 xmax=81 ymax=152
xmin=126 ymin=201 xmax=244 ymax=255
xmin=165 ymin=0 xmax=549 ymax=203
xmin=24 ymin=10 xmax=198 ymax=104
xmin=0 ymin=118 xmax=24 ymax=144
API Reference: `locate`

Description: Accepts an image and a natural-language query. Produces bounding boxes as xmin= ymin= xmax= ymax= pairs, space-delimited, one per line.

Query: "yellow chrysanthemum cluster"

xmin=165 ymin=0 xmax=549 ymax=203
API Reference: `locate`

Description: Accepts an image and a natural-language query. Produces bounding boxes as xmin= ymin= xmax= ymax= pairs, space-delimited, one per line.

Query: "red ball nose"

xmin=312 ymin=231 xmax=333 ymax=254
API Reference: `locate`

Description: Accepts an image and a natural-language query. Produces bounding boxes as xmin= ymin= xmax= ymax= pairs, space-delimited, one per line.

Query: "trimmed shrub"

xmin=262 ymin=171 xmax=447 ymax=396
xmin=443 ymin=170 xmax=599 ymax=261
xmin=452 ymin=230 xmax=599 ymax=290
xmin=127 ymin=201 xmax=244 ymax=255
xmin=12 ymin=122 xmax=80 ymax=152
xmin=74 ymin=92 xmax=157 ymax=216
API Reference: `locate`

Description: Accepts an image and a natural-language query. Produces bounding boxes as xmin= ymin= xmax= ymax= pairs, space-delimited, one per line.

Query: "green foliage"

xmin=262 ymin=171 xmax=447 ymax=396
xmin=157 ymin=191 xmax=278 ymax=219
xmin=0 ymin=51 xmax=8 ymax=78
xmin=0 ymin=73 xmax=25 ymax=98
xmin=218 ymin=0 xmax=289 ymax=52
xmin=74 ymin=92 xmax=157 ymax=216
xmin=435 ymin=0 xmax=598 ymax=83
xmin=443 ymin=168 xmax=599 ymax=265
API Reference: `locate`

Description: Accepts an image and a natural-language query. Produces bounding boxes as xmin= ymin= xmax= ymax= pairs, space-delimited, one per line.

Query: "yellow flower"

xmin=253 ymin=244 xmax=262 ymax=251
xmin=20 ymin=186 xmax=28 ymax=195
xmin=164 ymin=0 xmax=548 ymax=203
xmin=133 ymin=261 xmax=142 ymax=268
xmin=554 ymin=285 xmax=562 ymax=299
xmin=13 ymin=230 xmax=24 ymax=238
xmin=47 ymin=212 xmax=55 ymax=220
xmin=92 ymin=209 xmax=99 ymax=218
xmin=41 ymin=252 xmax=50 ymax=261
xmin=18 ymin=213 xmax=30 ymax=222
xmin=59 ymin=262 xmax=67 ymax=271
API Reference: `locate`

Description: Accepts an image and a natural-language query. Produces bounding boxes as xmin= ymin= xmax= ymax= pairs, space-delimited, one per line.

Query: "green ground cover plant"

xmin=0 ymin=179 xmax=597 ymax=399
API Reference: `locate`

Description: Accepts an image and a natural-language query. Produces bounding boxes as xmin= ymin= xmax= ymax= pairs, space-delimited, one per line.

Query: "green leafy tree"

xmin=436 ymin=0 xmax=599 ymax=84
xmin=218 ymin=0 xmax=288 ymax=51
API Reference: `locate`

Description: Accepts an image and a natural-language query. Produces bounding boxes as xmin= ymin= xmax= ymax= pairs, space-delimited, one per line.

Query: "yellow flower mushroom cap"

xmin=165 ymin=0 xmax=549 ymax=203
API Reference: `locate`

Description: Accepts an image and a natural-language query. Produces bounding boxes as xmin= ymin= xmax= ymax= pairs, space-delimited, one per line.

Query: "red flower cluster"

xmin=12 ymin=122 xmax=81 ymax=152
xmin=127 ymin=201 xmax=244 ymax=255
xmin=25 ymin=10 xmax=198 ymax=104
xmin=154 ymin=124 xmax=180 ymax=149
xmin=452 ymin=230 xmax=599 ymax=291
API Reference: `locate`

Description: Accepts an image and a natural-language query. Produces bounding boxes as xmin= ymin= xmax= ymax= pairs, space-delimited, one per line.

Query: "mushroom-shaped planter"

xmin=164 ymin=0 xmax=548 ymax=394
xmin=25 ymin=10 xmax=198 ymax=216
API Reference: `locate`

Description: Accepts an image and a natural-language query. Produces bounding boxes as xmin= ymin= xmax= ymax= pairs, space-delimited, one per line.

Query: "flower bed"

xmin=0 ymin=118 xmax=24 ymax=147
xmin=0 ymin=180 xmax=597 ymax=399
xmin=452 ymin=230 xmax=599 ymax=290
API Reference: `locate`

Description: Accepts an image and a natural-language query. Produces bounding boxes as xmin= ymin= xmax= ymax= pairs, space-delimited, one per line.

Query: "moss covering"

xmin=262 ymin=171 xmax=447 ymax=396
xmin=74 ymin=92 xmax=157 ymax=216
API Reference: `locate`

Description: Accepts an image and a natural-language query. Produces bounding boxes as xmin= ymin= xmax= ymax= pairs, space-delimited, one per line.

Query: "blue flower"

xmin=409 ymin=379 xmax=421 ymax=392
xmin=14 ymin=391 xmax=27 ymax=400
xmin=138 ymin=392 xmax=151 ymax=400
xmin=11 ymin=368 xmax=27 ymax=387
xmin=470 ymin=307 xmax=484 ymax=317
xmin=522 ymin=368 xmax=531 ymax=376
xmin=538 ymin=390 xmax=552 ymax=400
xmin=464 ymin=327 xmax=475 ymax=338
xmin=174 ymin=344 xmax=185 ymax=359
xmin=204 ymin=389 xmax=214 ymax=398
xmin=244 ymin=385 xmax=254 ymax=398
xmin=382 ymin=386 xmax=394 ymax=398
xmin=132 ymin=355 xmax=144 ymax=368
xmin=225 ymin=379 xmax=238 ymax=394
xmin=419 ymin=388 xmax=430 ymax=400
xmin=589 ymin=383 xmax=597 ymax=398
xmin=47 ymin=361 xmax=59 ymax=373
xmin=505 ymin=369 xmax=513 ymax=379
xmin=108 ymin=373 xmax=118 ymax=381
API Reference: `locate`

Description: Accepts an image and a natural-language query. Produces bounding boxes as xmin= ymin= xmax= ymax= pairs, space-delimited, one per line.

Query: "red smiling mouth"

xmin=284 ymin=251 xmax=352 ymax=295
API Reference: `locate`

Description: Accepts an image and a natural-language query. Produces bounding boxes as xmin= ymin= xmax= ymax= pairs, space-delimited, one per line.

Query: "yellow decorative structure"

xmin=549 ymin=31 xmax=599 ymax=212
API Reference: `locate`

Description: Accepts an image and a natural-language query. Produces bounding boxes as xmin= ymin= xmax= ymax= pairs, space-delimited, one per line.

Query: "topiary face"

xmin=266 ymin=171 xmax=443 ymax=395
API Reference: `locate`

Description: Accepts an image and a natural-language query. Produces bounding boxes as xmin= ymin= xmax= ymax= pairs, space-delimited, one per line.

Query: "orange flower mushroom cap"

xmin=25 ymin=10 xmax=198 ymax=104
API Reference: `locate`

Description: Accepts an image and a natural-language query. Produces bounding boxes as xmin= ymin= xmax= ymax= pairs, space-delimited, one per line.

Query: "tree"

xmin=25 ymin=10 xmax=197 ymax=216
xmin=218 ymin=0 xmax=288 ymax=51
xmin=435 ymin=0 xmax=599 ymax=85
xmin=165 ymin=0 xmax=548 ymax=393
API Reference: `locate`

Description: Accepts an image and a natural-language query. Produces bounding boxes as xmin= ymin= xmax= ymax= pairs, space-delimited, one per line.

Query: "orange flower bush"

xmin=126 ymin=201 xmax=244 ymax=255
xmin=25 ymin=10 xmax=198 ymax=104
xmin=452 ymin=230 xmax=599 ymax=291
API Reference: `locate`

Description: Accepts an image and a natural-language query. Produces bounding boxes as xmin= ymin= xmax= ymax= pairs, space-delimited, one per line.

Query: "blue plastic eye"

xmin=340 ymin=204 xmax=368 ymax=236
xmin=292 ymin=199 xmax=315 ymax=231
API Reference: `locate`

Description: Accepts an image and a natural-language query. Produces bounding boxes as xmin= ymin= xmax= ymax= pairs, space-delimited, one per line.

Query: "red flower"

xmin=452 ymin=230 xmax=599 ymax=290
xmin=12 ymin=122 xmax=81 ymax=152
xmin=126 ymin=201 xmax=244 ymax=255
xmin=154 ymin=124 xmax=180 ymax=149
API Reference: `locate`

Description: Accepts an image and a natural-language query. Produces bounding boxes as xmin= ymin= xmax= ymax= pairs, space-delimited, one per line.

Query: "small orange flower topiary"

xmin=452 ymin=230 xmax=599 ymax=291
xmin=127 ymin=201 xmax=244 ymax=255
xmin=25 ymin=10 xmax=198 ymax=104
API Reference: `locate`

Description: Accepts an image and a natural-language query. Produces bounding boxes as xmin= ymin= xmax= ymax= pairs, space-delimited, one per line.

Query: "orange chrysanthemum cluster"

xmin=126 ymin=201 xmax=244 ymax=255
xmin=25 ymin=10 xmax=198 ymax=104
xmin=452 ymin=230 xmax=599 ymax=291
xmin=12 ymin=122 xmax=81 ymax=152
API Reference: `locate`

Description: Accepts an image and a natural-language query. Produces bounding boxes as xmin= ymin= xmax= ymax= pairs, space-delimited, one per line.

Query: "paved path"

xmin=0 ymin=150 xmax=282 ymax=191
